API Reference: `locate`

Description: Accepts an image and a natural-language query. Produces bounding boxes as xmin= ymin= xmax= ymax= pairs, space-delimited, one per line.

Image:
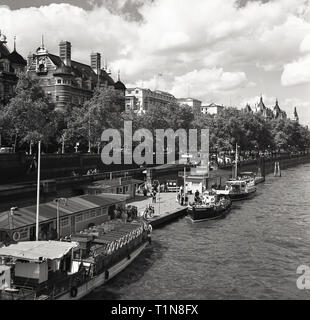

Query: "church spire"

xmin=41 ymin=35 xmax=45 ymax=49
xmin=118 ymin=70 xmax=120 ymax=81
xmin=294 ymin=107 xmax=299 ymax=122
xmin=14 ymin=36 xmax=16 ymax=51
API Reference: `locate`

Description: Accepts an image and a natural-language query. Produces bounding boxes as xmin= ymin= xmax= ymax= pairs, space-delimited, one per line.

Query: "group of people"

xmin=86 ymin=168 xmax=98 ymax=175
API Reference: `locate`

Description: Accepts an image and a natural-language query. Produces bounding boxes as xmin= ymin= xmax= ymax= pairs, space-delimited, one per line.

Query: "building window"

xmin=57 ymin=79 xmax=61 ymax=84
xmin=76 ymin=214 xmax=83 ymax=223
xmin=60 ymin=217 xmax=69 ymax=227
xmin=56 ymin=96 xmax=59 ymax=102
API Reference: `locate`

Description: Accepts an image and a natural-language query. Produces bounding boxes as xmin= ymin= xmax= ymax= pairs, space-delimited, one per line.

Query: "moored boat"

xmin=187 ymin=191 xmax=232 ymax=223
xmin=238 ymin=171 xmax=265 ymax=185
xmin=0 ymin=219 xmax=152 ymax=300
xmin=212 ymin=179 xmax=257 ymax=201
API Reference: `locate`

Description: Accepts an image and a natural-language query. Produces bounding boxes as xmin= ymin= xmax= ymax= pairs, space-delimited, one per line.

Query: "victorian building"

xmin=177 ymin=97 xmax=202 ymax=116
xmin=0 ymin=32 xmax=27 ymax=107
xmin=244 ymin=96 xmax=287 ymax=120
xmin=27 ymin=39 xmax=126 ymax=110
xmin=201 ymin=103 xmax=224 ymax=116
xmin=125 ymin=87 xmax=177 ymax=114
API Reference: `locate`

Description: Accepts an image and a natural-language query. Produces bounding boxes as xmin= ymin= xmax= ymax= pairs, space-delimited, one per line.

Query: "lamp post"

xmin=74 ymin=142 xmax=79 ymax=153
xmin=88 ymin=110 xmax=91 ymax=153
xmin=8 ymin=207 xmax=18 ymax=230
xmin=0 ymin=126 xmax=2 ymax=148
xmin=54 ymin=198 xmax=68 ymax=239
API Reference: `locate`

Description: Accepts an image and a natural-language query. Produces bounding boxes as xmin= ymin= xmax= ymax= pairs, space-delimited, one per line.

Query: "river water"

xmin=85 ymin=163 xmax=310 ymax=300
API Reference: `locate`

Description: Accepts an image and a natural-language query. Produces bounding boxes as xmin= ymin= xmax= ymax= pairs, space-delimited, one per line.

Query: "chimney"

xmin=91 ymin=52 xmax=101 ymax=74
xmin=59 ymin=41 xmax=71 ymax=67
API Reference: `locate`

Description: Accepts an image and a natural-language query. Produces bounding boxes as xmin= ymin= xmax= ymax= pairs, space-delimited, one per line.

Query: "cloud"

xmin=281 ymin=54 xmax=310 ymax=86
xmin=1 ymin=0 xmax=310 ymax=123
xmin=170 ymin=68 xmax=248 ymax=99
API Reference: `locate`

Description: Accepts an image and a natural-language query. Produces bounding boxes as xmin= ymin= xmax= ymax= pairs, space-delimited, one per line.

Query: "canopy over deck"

xmin=0 ymin=241 xmax=78 ymax=262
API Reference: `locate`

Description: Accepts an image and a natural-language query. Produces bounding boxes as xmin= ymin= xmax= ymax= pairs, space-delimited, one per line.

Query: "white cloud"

xmin=281 ymin=55 xmax=310 ymax=86
xmin=170 ymin=68 xmax=247 ymax=99
xmin=1 ymin=0 xmax=310 ymax=123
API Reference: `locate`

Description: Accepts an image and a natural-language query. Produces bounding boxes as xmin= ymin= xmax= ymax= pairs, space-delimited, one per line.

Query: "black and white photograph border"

xmin=0 ymin=0 xmax=310 ymax=305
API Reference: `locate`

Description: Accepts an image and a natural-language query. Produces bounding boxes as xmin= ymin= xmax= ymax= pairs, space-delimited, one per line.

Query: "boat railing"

xmin=0 ymin=286 xmax=37 ymax=300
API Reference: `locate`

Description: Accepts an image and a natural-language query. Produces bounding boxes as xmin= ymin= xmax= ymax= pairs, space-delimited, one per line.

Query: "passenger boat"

xmin=0 ymin=219 xmax=152 ymax=300
xmin=238 ymin=171 xmax=265 ymax=185
xmin=212 ymin=179 xmax=257 ymax=201
xmin=187 ymin=191 xmax=232 ymax=223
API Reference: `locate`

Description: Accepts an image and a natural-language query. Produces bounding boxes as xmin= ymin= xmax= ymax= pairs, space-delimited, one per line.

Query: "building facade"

xmin=201 ymin=103 xmax=224 ymax=115
xmin=0 ymin=32 xmax=27 ymax=107
xmin=244 ymin=96 xmax=287 ymax=120
xmin=27 ymin=39 xmax=126 ymax=110
xmin=177 ymin=98 xmax=202 ymax=116
xmin=125 ymin=87 xmax=177 ymax=114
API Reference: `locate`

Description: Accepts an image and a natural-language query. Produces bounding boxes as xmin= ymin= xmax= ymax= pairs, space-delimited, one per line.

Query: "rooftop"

xmin=0 ymin=241 xmax=79 ymax=262
xmin=0 ymin=193 xmax=126 ymax=230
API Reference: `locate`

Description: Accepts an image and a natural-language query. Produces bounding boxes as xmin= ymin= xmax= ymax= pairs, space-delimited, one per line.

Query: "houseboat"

xmin=0 ymin=193 xmax=128 ymax=246
xmin=0 ymin=219 xmax=152 ymax=300
xmin=187 ymin=191 xmax=232 ymax=223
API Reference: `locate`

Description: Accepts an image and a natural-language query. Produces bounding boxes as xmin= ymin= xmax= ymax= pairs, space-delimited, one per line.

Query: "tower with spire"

xmin=293 ymin=107 xmax=299 ymax=123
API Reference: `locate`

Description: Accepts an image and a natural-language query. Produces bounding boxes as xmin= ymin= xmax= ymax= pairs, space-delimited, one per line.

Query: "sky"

xmin=1 ymin=0 xmax=310 ymax=126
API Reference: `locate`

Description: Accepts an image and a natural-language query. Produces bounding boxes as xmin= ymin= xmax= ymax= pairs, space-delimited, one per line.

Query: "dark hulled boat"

xmin=187 ymin=191 xmax=232 ymax=223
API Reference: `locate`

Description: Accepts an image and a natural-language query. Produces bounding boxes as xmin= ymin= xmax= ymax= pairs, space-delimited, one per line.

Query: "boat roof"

xmin=0 ymin=193 xmax=125 ymax=231
xmin=227 ymin=179 xmax=247 ymax=184
xmin=239 ymin=172 xmax=254 ymax=175
xmin=0 ymin=241 xmax=78 ymax=262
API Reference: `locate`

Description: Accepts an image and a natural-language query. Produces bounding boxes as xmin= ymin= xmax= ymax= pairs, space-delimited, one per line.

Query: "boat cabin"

xmin=84 ymin=176 xmax=144 ymax=200
xmin=225 ymin=180 xmax=247 ymax=193
xmin=0 ymin=241 xmax=79 ymax=299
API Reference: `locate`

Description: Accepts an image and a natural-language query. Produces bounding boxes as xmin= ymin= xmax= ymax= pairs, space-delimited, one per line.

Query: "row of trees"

xmin=0 ymin=72 xmax=310 ymax=155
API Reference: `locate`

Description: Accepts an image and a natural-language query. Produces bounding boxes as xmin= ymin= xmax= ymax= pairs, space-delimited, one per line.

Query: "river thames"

xmin=85 ymin=163 xmax=310 ymax=300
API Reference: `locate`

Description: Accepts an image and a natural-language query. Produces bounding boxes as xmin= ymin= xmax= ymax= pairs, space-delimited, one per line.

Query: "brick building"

xmin=27 ymin=39 xmax=126 ymax=110
xmin=0 ymin=32 xmax=27 ymax=107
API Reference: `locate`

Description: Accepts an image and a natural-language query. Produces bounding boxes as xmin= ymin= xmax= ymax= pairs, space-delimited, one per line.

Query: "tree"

xmin=67 ymin=87 xmax=124 ymax=153
xmin=1 ymin=72 xmax=57 ymax=153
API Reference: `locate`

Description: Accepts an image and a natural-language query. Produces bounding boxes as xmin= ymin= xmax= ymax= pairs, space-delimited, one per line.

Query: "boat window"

xmin=76 ymin=214 xmax=83 ymax=223
xmin=60 ymin=217 xmax=69 ymax=227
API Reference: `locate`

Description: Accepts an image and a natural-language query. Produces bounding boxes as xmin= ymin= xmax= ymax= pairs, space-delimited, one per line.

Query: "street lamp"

xmin=0 ymin=126 xmax=3 ymax=148
xmin=74 ymin=142 xmax=79 ymax=153
xmin=88 ymin=110 xmax=91 ymax=153
xmin=54 ymin=198 xmax=68 ymax=239
xmin=8 ymin=207 xmax=19 ymax=230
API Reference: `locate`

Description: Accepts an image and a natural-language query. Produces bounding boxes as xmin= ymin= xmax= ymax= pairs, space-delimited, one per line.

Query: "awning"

xmin=0 ymin=241 xmax=79 ymax=262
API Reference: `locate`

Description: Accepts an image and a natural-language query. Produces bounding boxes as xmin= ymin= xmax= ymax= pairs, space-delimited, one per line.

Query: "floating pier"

xmin=127 ymin=193 xmax=187 ymax=229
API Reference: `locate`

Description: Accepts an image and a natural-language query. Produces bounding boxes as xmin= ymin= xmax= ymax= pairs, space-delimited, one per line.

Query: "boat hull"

xmin=228 ymin=189 xmax=256 ymax=201
xmin=187 ymin=204 xmax=231 ymax=223
xmin=56 ymin=242 xmax=148 ymax=300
